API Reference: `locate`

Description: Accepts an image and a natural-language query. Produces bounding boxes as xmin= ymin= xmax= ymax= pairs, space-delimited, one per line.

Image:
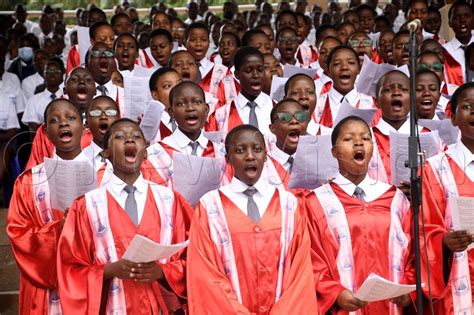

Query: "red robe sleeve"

xmin=304 ymin=192 xmax=347 ymax=314
xmin=7 ymin=170 xmax=64 ymax=289
xmin=66 ymin=46 xmax=80 ymax=74
xmin=26 ymin=125 xmax=54 ymax=169
xmin=57 ymin=196 xmax=106 ymax=314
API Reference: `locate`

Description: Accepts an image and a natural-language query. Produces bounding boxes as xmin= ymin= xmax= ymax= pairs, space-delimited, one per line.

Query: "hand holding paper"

xmin=354 ymin=273 xmax=417 ymax=302
xmin=122 ymin=234 xmax=189 ymax=263
xmin=448 ymin=196 xmax=474 ymax=250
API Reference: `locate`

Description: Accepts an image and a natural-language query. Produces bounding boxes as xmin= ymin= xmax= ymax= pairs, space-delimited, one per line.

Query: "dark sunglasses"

xmin=90 ymin=50 xmax=114 ymax=58
xmin=417 ymin=63 xmax=443 ymax=72
xmin=276 ymin=111 xmax=308 ymax=123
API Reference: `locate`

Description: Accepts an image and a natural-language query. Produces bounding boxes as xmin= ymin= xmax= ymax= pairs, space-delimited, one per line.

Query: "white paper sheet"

xmin=122 ymin=234 xmax=189 ymax=263
xmin=389 ymin=130 xmax=440 ymax=186
xmin=203 ymin=130 xmax=226 ymax=144
xmin=288 ymin=135 xmax=339 ymax=189
xmin=448 ymin=196 xmax=474 ymax=250
xmin=140 ymin=100 xmax=164 ymax=143
xmin=418 ymin=119 xmax=460 ymax=146
xmin=333 ymin=100 xmax=377 ymax=126
xmin=44 ymin=158 xmax=96 ymax=211
xmin=283 ymin=64 xmax=317 ymax=78
xmin=270 ymin=75 xmax=288 ymax=102
xmin=123 ymin=76 xmax=151 ymax=120
xmin=354 ymin=273 xmax=417 ymax=302
xmin=77 ymin=26 xmax=90 ymax=65
xmin=132 ymin=65 xmax=155 ymax=77
xmin=356 ymin=55 xmax=405 ymax=97
xmin=172 ymin=152 xmax=223 ymax=206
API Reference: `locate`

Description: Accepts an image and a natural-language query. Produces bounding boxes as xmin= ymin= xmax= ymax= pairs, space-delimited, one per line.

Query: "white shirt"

xmin=197 ymin=57 xmax=214 ymax=79
xmin=51 ymin=150 xmax=90 ymax=162
xmin=269 ymin=144 xmax=293 ymax=172
xmin=314 ymin=72 xmax=332 ymax=96
xmin=38 ymin=32 xmax=54 ymax=46
xmin=220 ymin=176 xmax=275 ymax=218
xmin=235 ymin=92 xmax=273 ymax=135
xmin=0 ymin=73 xmax=21 ymax=130
xmin=94 ymin=80 xmax=117 ymax=99
xmin=327 ymin=88 xmax=359 ymax=118
xmin=184 ymin=16 xmax=203 ymax=25
xmin=22 ymin=88 xmax=63 ymax=124
xmin=444 ymin=35 xmax=474 ymax=82
xmin=107 ymin=173 xmax=148 ymax=223
xmin=144 ymin=47 xmax=162 ymax=69
xmin=393 ymin=10 xmax=406 ymax=33
xmin=333 ymin=172 xmax=392 ymax=202
xmin=375 ymin=117 xmax=412 ymax=135
xmin=161 ymin=128 xmax=209 ymax=156
xmin=23 ymin=20 xmax=41 ymax=36
xmin=19 ymin=72 xmax=44 ymax=113
xmin=82 ymin=141 xmax=105 ymax=171
xmin=447 ymin=141 xmax=474 ymax=182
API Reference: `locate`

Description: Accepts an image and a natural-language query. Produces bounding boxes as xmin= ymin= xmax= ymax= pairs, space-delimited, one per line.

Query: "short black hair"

xmin=113 ymin=32 xmax=139 ymax=50
xmin=87 ymin=95 xmax=119 ymax=114
xmin=184 ymin=21 xmax=209 ymax=40
xmin=170 ymin=16 xmax=185 ymax=28
xmin=284 ymin=73 xmax=315 ymax=95
xmin=241 ymin=29 xmax=267 ymax=47
xmin=355 ymin=4 xmax=377 ymax=17
xmin=428 ymin=6 xmax=441 ymax=18
xmin=451 ymin=82 xmax=474 ymax=114
xmin=392 ymin=30 xmax=410 ymax=46
xmin=270 ymin=98 xmax=304 ymax=123
xmin=19 ymin=33 xmax=39 ymax=50
xmin=111 ymin=12 xmax=130 ymax=27
xmin=149 ymin=28 xmax=172 ymax=44
xmin=315 ymin=24 xmax=337 ymax=44
xmin=43 ymin=99 xmax=82 ymax=126
xmin=46 ymin=56 xmax=65 ymax=73
xmin=275 ymin=10 xmax=298 ymax=29
xmin=331 ymin=115 xmax=371 ymax=146
xmin=234 ymin=46 xmax=263 ymax=72
xmin=375 ymin=16 xmax=390 ymax=27
xmin=326 ymin=45 xmax=359 ymax=68
xmin=169 ymin=81 xmax=205 ymax=107
xmin=417 ymin=50 xmax=443 ymax=64
xmin=168 ymin=50 xmax=195 ymax=67
xmin=89 ymin=21 xmax=112 ymax=39
xmin=448 ymin=0 xmax=471 ymax=20
xmin=102 ymin=118 xmax=144 ymax=149
xmin=88 ymin=7 xmax=107 ymax=21
xmin=220 ymin=32 xmax=241 ymax=47
xmin=375 ymin=70 xmax=409 ymax=98
xmin=224 ymin=124 xmax=265 ymax=154
xmin=416 ymin=69 xmax=441 ymax=88
xmin=149 ymin=67 xmax=179 ymax=92
xmin=337 ymin=21 xmax=356 ymax=31
xmin=276 ymin=26 xmax=297 ymax=42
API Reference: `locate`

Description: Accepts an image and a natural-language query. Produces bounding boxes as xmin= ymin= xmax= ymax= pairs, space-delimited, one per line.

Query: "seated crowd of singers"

xmin=3 ymin=0 xmax=474 ymax=313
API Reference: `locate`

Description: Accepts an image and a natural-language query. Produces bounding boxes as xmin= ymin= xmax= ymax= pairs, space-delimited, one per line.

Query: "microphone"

xmin=407 ymin=19 xmax=421 ymax=31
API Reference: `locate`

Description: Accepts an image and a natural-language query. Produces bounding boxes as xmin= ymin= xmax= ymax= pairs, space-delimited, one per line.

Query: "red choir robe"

xmin=296 ymin=44 xmax=319 ymax=68
xmin=187 ymin=190 xmax=318 ymax=314
xmin=205 ymin=101 xmax=244 ymax=132
xmin=199 ymin=66 xmax=240 ymax=109
xmin=66 ymin=45 xmax=80 ymax=74
xmin=138 ymin=48 xmax=155 ymax=68
xmin=26 ymin=125 xmax=92 ymax=169
xmin=371 ymin=49 xmax=384 ymax=64
xmin=443 ymin=49 xmax=464 ymax=87
xmin=305 ymin=183 xmax=415 ymax=314
xmin=7 ymin=169 xmax=65 ymax=315
xmin=421 ymin=154 xmax=474 ymax=314
xmin=57 ymin=185 xmax=192 ymax=314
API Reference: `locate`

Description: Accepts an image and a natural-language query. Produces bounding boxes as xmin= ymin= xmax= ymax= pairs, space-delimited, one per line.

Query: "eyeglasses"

xmin=172 ymin=27 xmax=185 ymax=33
xmin=349 ymin=39 xmax=372 ymax=47
xmin=276 ymin=111 xmax=308 ymax=123
xmin=44 ymin=69 xmax=63 ymax=75
xmin=417 ymin=63 xmax=443 ymax=72
xmin=90 ymin=50 xmax=114 ymax=58
xmin=278 ymin=37 xmax=299 ymax=45
xmin=88 ymin=109 xmax=118 ymax=117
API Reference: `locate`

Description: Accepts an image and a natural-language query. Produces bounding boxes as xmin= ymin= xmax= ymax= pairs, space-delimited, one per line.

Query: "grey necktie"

xmin=287 ymin=156 xmax=294 ymax=173
xmin=124 ymin=185 xmax=138 ymax=226
xmin=97 ymin=85 xmax=107 ymax=96
xmin=189 ymin=141 xmax=199 ymax=156
xmin=247 ymin=101 xmax=259 ymax=128
xmin=243 ymin=187 xmax=260 ymax=224
xmin=171 ymin=119 xmax=177 ymax=131
xmin=50 ymin=93 xmax=57 ymax=100
xmin=354 ymin=186 xmax=365 ymax=202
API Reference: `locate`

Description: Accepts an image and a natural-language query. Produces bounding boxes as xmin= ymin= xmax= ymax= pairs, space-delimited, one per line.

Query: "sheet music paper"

xmin=288 ymin=135 xmax=339 ymax=189
xmin=448 ymin=196 xmax=474 ymax=250
xmin=172 ymin=152 xmax=223 ymax=206
xmin=270 ymin=75 xmax=288 ymax=102
xmin=122 ymin=234 xmax=189 ymax=263
xmin=140 ymin=100 xmax=164 ymax=143
xmin=283 ymin=64 xmax=318 ymax=78
xmin=123 ymin=76 xmax=151 ymax=120
xmin=356 ymin=55 xmax=403 ymax=97
xmin=389 ymin=130 xmax=440 ymax=185
xmin=418 ymin=119 xmax=460 ymax=146
xmin=333 ymin=100 xmax=377 ymax=126
xmin=77 ymin=26 xmax=90 ymax=65
xmin=44 ymin=158 xmax=96 ymax=211
xmin=203 ymin=130 xmax=226 ymax=144
xmin=354 ymin=273 xmax=417 ymax=302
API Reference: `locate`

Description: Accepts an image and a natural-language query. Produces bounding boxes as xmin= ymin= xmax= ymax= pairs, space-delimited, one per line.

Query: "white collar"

xmin=329 ymin=87 xmax=359 ymax=105
xmin=52 ymin=151 xmax=89 ymax=162
xmin=447 ymin=141 xmax=474 ymax=170
xmin=107 ymin=173 xmax=148 ymax=196
xmin=270 ymin=144 xmax=292 ymax=166
xmin=172 ymin=127 xmax=208 ymax=150
xmin=227 ymin=176 xmax=273 ymax=196
xmin=375 ymin=117 xmax=411 ymax=136
xmin=88 ymin=140 xmax=103 ymax=158
xmin=235 ymin=92 xmax=266 ymax=110
xmin=450 ymin=35 xmax=473 ymax=50
xmin=198 ymin=57 xmax=211 ymax=68
xmin=333 ymin=172 xmax=390 ymax=201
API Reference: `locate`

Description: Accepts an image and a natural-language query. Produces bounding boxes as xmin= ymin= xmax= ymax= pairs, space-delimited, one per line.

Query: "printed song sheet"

xmin=354 ymin=273 xmax=417 ymax=302
xmin=140 ymin=100 xmax=164 ymax=143
xmin=448 ymin=196 xmax=474 ymax=250
xmin=123 ymin=234 xmax=189 ymax=263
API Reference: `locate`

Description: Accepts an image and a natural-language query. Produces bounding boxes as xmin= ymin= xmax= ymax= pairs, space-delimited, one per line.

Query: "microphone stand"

xmin=407 ymin=27 xmax=424 ymax=313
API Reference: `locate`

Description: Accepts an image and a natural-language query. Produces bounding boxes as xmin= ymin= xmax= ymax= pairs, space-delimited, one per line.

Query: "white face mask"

xmin=18 ymin=46 xmax=33 ymax=62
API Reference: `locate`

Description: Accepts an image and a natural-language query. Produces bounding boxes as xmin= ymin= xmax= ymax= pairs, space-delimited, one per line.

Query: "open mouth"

xmin=194 ymin=48 xmax=204 ymax=56
xmin=244 ymin=164 xmax=258 ymax=176
xmin=59 ymin=129 xmax=73 ymax=142
xmin=287 ymin=130 xmax=300 ymax=142
xmin=77 ymin=85 xmax=88 ymax=101
xmin=339 ymin=74 xmax=352 ymax=84
xmin=181 ymin=70 xmax=191 ymax=80
xmin=353 ymin=150 xmax=365 ymax=164
xmin=98 ymin=122 xmax=109 ymax=134
xmin=401 ymin=53 xmax=409 ymax=63
xmin=185 ymin=114 xmax=199 ymax=126
xmin=222 ymin=49 xmax=230 ymax=57
xmin=121 ymin=52 xmax=130 ymax=63
xmin=391 ymin=99 xmax=404 ymax=111
xmin=124 ymin=146 xmax=138 ymax=163
xmin=460 ymin=24 xmax=469 ymax=32
xmin=250 ymin=81 xmax=262 ymax=91
xmin=99 ymin=60 xmax=109 ymax=72
xmin=420 ymin=99 xmax=433 ymax=109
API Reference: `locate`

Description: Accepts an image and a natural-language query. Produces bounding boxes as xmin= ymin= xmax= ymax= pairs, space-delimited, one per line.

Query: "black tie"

xmin=97 ymin=85 xmax=107 ymax=96
xmin=287 ymin=156 xmax=294 ymax=173
xmin=50 ymin=93 xmax=57 ymax=100
xmin=354 ymin=186 xmax=365 ymax=201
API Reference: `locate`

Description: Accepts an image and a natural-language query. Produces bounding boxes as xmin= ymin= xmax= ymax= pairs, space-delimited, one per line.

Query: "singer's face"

xmin=452 ymin=87 xmax=474 ymax=142
xmin=377 ymin=72 xmax=410 ymax=123
xmin=408 ymin=2 xmax=428 ymax=26
xmin=392 ymin=34 xmax=409 ymax=66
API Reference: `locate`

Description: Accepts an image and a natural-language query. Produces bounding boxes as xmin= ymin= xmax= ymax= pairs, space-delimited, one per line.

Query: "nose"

xmin=245 ymin=148 xmax=256 ymax=160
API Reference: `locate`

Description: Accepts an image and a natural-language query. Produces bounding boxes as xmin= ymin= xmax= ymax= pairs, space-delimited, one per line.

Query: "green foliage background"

xmin=0 ymin=0 xmax=258 ymax=11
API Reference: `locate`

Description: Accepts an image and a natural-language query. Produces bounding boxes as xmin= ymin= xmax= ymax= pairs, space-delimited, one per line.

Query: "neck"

xmin=340 ymin=170 xmax=365 ymax=186
xmin=456 ymin=33 xmax=472 ymax=45
xmin=56 ymin=148 xmax=81 ymax=160
xmin=47 ymin=85 xmax=59 ymax=93
xmin=119 ymin=64 xmax=134 ymax=71
xmin=241 ymin=91 xmax=259 ymax=102
xmin=114 ymin=170 xmax=140 ymax=185
xmin=179 ymin=127 xmax=202 ymax=141
xmin=223 ymin=61 xmax=233 ymax=68
xmin=334 ymin=86 xmax=352 ymax=96
xmin=93 ymin=138 xmax=103 ymax=148
xmin=461 ymin=136 xmax=474 ymax=154
xmin=235 ymin=175 xmax=257 ymax=187
xmin=276 ymin=141 xmax=296 ymax=156
xmin=281 ymin=57 xmax=296 ymax=65
xmin=383 ymin=116 xmax=407 ymax=130
xmin=96 ymin=78 xmax=110 ymax=86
